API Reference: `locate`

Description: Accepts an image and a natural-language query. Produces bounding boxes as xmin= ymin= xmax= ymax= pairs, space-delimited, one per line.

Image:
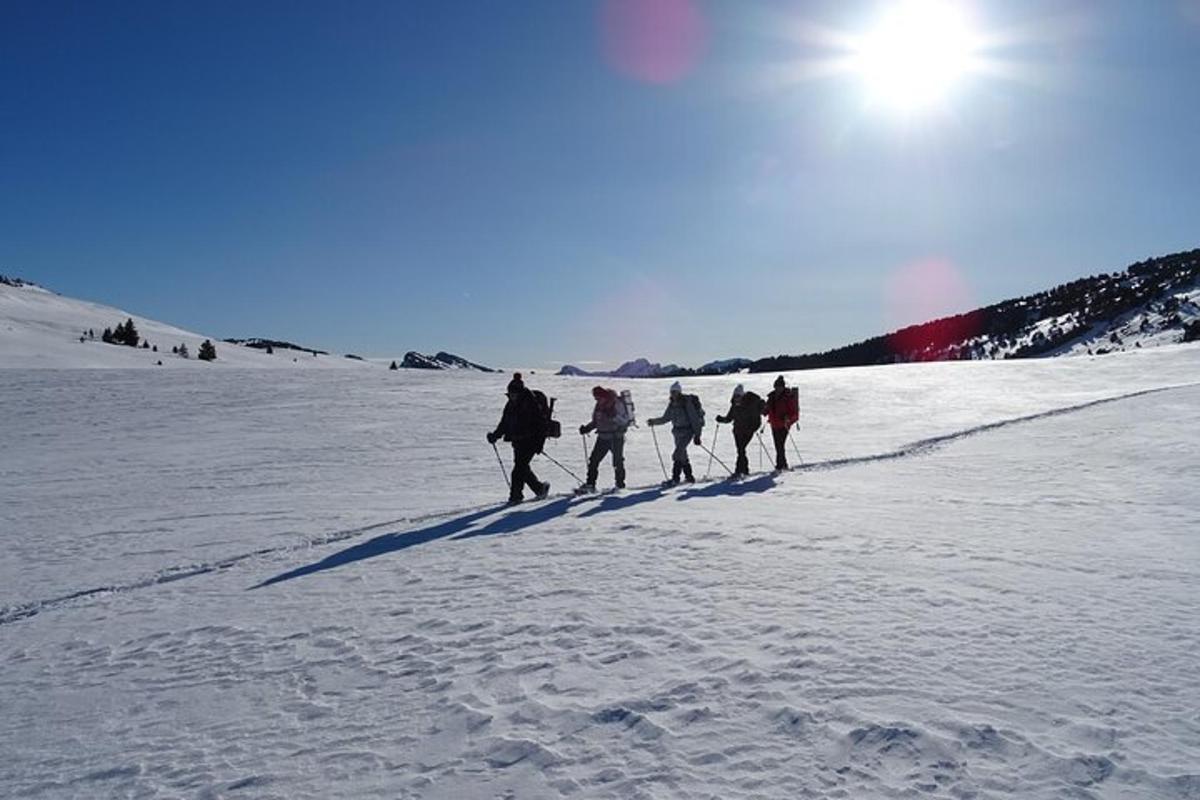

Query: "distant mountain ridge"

xmin=558 ymin=357 xmax=752 ymax=379
xmin=400 ymin=351 xmax=495 ymax=372
xmin=224 ymin=338 xmax=329 ymax=356
xmin=558 ymin=248 xmax=1200 ymax=378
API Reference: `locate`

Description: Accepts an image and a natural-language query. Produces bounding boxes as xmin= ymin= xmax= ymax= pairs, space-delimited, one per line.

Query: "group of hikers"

xmin=486 ymin=372 xmax=800 ymax=505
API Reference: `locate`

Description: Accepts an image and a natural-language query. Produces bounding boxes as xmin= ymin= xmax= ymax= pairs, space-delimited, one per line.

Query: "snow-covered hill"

xmin=0 ymin=280 xmax=494 ymax=371
xmin=757 ymin=247 xmax=1200 ymax=372
xmin=0 ymin=279 xmax=370 ymax=369
xmin=2 ymin=345 xmax=1199 ymax=798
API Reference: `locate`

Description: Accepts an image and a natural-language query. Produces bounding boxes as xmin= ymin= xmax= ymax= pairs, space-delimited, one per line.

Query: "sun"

xmin=851 ymin=0 xmax=981 ymax=111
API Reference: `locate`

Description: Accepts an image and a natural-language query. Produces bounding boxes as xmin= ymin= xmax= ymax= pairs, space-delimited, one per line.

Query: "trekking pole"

xmin=580 ymin=431 xmax=589 ymax=472
xmin=491 ymin=441 xmax=510 ymax=489
xmin=649 ymin=424 xmax=669 ymax=481
xmin=757 ymin=430 xmax=769 ymax=471
xmin=540 ymin=450 xmax=584 ymax=485
xmin=790 ymin=422 xmax=804 ymax=465
xmin=696 ymin=441 xmax=734 ymax=476
xmin=705 ymin=422 xmax=720 ymax=479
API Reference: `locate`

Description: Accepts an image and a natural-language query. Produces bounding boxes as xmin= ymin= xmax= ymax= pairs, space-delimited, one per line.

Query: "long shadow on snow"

xmin=253 ymin=498 xmax=580 ymax=588
xmin=576 ymin=486 xmax=668 ymax=519
xmin=676 ymin=473 xmax=776 ymax=500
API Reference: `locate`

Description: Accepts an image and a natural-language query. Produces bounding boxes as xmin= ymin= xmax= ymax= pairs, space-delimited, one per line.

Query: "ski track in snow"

xmin=2 ymin=380 xmax=1194 ymax=629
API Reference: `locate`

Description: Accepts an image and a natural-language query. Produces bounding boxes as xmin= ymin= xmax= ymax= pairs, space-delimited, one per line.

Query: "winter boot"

xmin=683 ymin=464 xmax=695 ymax=484
xmin=574 ymin=483 xmax=595 ymax=495
xmin=535 ymin=481 xmax=551 ymax=499
xmin=614 ymin=467 xmax=626 ymax=490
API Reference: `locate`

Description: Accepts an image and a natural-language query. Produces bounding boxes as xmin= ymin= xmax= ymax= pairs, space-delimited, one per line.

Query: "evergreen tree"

xmin=198 ymin=339 xmax=217 ymax=361
xmin=177 ymin=343 xmax=189 ymax=359
xmin=121 ymin=318 xmax=140 ymax=347
xmin=265 ymin=345 xmax=274 ymax=355
xmin=102 ymin=327 xmax=114 ymax=343
xmin=389 ymin=360 xmax=398 ymax=370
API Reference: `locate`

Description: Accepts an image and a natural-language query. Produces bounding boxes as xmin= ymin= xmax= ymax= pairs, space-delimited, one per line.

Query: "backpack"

xmin=618 ymin=389 xmax=637 ymax=427
xmin=612 ymin=390 xmax=632 ymax=430
xmin=531 ymin=390 xmax=561 ymax=440
xmin=686 ymin=393 xmax=705 ymax=428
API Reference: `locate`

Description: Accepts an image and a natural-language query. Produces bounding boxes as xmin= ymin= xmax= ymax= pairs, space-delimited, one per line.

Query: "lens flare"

xmin=885 ymin=259 xmax=979 ymax=360
xmin=600 ymin=0 xmax=707 ymax=84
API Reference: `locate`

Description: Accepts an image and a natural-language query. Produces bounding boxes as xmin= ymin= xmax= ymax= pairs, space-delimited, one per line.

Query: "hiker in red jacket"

xmin=763 ymin=375 xmax=799 ymax=470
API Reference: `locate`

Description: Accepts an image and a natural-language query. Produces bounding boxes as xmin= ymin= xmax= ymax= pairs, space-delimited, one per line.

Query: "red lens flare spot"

xmin=885 ymin=258 xmax=980 ymax=361
xmin=600 ymin=0 xmax=708 ymax=84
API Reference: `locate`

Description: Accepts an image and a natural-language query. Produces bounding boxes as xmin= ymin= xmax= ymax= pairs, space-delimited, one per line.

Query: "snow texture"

xmin=2 ymin=334 xmax=1199 ymax=797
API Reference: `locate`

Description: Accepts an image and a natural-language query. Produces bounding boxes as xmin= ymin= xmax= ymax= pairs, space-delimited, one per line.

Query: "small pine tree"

xmin=122 ymin=318 xmax=140 ymax=347
xmin=178 ymin=343 xmax=189 ymax=359
xmin=113 ymin=321 xmax=126 ymax=343
xmin=102 ymin=327 xmax=114 ymax=343
xmin=265 ymin=345 xmax=274 ymax=355
xmin=198 ymin=339 xmax=217 ymax=361
xmin=142 ymin=340 xmax=150 ymax=349
xmin=389 ymin=360 xmax=398 ymax=370
xmin=171 ymin=345 xmax=178 ymax=354
xmin=152 ymin=345 xmax=157 ymax=352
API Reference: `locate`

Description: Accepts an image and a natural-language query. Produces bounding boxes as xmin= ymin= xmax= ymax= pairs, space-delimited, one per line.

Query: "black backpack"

xmin=531 ymin=390 xmax=562 ymax=440
xmin=686 ymin=393 xmax=705 ymax=428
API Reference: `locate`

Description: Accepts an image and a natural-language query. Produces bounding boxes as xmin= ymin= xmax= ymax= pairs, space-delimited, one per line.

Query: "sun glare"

xmin=851 ymin=0 xmax=980 ymax=111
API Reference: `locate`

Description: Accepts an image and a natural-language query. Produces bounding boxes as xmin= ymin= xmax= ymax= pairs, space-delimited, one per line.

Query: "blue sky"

xmin=3 ymin=1 xmax=1198 ymax=369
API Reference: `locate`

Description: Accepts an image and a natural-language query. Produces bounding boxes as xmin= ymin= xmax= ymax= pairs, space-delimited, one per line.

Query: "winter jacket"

xmin=649 ymin=395 xmax=703 ymax=435
xmin=716 ymin=391 xmax=765 ymax=434
xmin=764 ymin=387 xmax=799 ymax=430
xmin=580 ymin=391 xmax=630 ymax=439
xmin=492 ymin=387 xmax=544 ymax=444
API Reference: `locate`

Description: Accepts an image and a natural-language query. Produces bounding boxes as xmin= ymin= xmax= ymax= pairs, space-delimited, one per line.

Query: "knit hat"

xmin=669 ymin=381 xmax=683 ymax=394
xmin=732 ymin=384 xmax=745 ymax=398
xmin=507 ymin=372 xmax=524 ymax=394
xmin=592 ymin=385 xmax=606 ymax=399
xmin=774 ymin=375 xmax=785 ymax=389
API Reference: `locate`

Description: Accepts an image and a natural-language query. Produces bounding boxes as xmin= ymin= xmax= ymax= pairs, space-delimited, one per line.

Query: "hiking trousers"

xmin=733 ymin=427 xmax=756 ymax=475
xmin=586 ymin=433 xmax=626 ymax=488
xmin=771 ymin=426 xmax=789 ymax=471
xmin=510 ymin=440 xmax=543 ymax=501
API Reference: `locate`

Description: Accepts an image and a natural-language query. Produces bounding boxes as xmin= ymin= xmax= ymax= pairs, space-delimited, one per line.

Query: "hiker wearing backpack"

xmin=487 ymin=372 xmax=551 ymax=505
xmin=647 ymin=381 xmax=704 ymax=485
xmin=577 ymin=386 xmax=631 ymax=492
xmin=715 ymin=383 xmax=766 ymax=477
xmin=764 ymin=375 xmax=799 ymax=471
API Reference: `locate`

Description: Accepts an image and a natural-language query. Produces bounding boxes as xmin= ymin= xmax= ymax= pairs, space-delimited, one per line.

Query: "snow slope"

xmin=0 ymin=281 xmax=367 ymax=369
xmin=2 ymin=345 xmax=1199 ymax=798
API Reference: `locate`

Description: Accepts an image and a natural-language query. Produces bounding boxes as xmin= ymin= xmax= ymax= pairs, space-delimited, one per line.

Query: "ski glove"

xmin=578 ymin=425 xmax=588 ymax=435
xmin=693 ymin=435 xmax=702 ymax=446
xmin=486 ymin=432 xmax=498 ymax=444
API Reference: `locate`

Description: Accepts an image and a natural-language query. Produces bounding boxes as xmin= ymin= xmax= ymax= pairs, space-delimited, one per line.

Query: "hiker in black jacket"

xmin=487 ymin=372 xmax=550 ymax=505
xmin=715 ymin=384 xmax=766 ymax=477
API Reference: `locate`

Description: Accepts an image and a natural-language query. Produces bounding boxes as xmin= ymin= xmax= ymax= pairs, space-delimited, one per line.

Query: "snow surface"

xmin=3 ymin=345 xmax=1200 ymax=798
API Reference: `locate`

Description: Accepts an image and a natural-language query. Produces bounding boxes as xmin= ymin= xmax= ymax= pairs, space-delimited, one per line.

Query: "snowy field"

xmin=2 ymin=345 xmax=1199 ymax=799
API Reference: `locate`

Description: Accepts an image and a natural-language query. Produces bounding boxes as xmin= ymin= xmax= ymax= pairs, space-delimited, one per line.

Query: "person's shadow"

xmin=676 ymin=473 xmax=776 ymax=500
xmin=252 ymin=497 xmax=577 ymax=589
xmin=576 ymin=486 xmax=667 ymax=518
